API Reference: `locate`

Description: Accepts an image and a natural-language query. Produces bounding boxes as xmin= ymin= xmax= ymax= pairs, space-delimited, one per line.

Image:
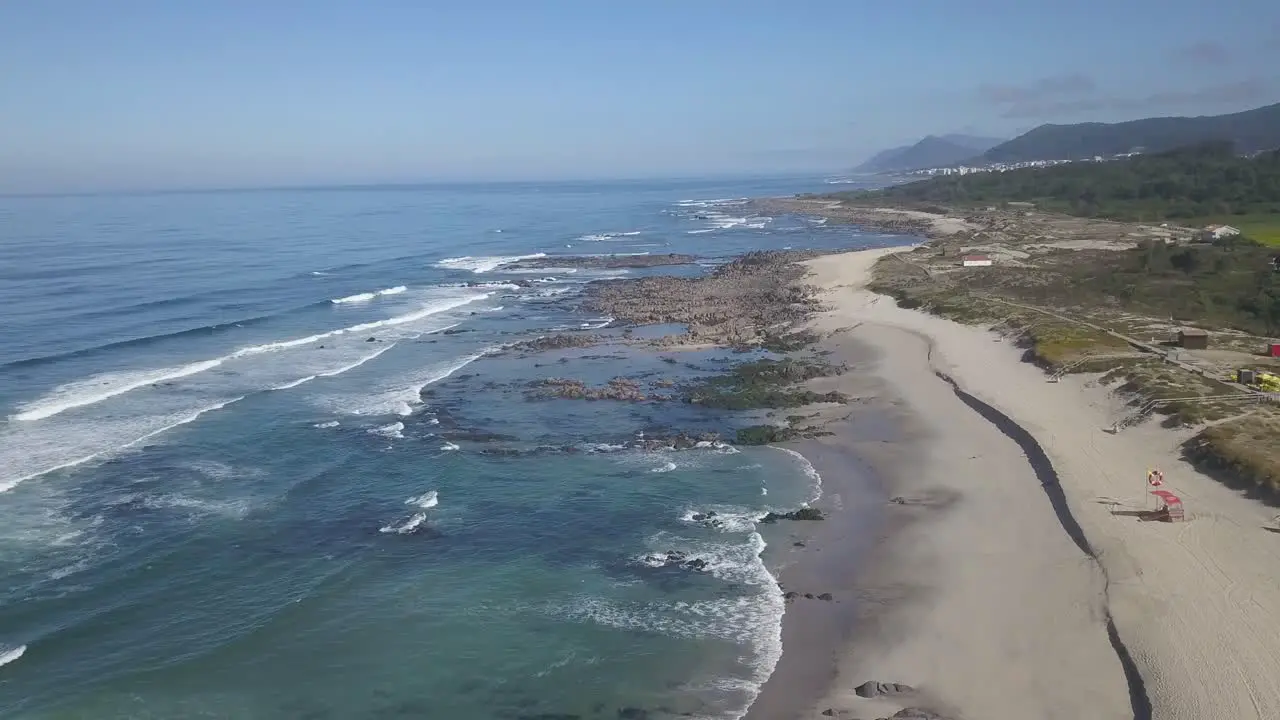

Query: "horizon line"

xmin=0 ymin=168 xmax=859 ymax=200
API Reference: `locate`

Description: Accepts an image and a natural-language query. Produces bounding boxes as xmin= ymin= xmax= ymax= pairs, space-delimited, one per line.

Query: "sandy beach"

xmin=749 ymin=246 xmax=1280 ymax=719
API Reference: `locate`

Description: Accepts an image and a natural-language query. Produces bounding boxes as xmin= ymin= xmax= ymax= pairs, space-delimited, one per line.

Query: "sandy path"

xmin=804 ymin=247 xmax=1280 ymax=719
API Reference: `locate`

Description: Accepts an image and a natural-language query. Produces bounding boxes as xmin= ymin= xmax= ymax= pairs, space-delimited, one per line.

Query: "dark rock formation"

xmin=467 ymin=278 xmax=531 ymax=288
xmin=509 ymin=333 xmax=603 ymax=354
xmin=881 ymin=710 xmax=954 ymax=720
xmin=759 ymin=507 xmax=824 ymax=523
xmin=629 ymin=431 xmax=721 ymax=451
xmin=854 ymin=681 xmax=917 ymax=699
xmin=525 ymin=377 xmax=664 ymax=402
xmin=584 ymin=250 xmax=823 ymax=347
xmin=503 ymin=253 xmax=698 ymax=271
xmin=642 ymin=550 xmax=709 ymax=573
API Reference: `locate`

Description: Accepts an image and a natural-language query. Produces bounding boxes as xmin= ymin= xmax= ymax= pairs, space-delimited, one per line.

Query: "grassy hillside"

xmin=981 ymin=102 xmax=1280 ymax=163
xmin=836 ymin=143 xmax=1280 ymax=238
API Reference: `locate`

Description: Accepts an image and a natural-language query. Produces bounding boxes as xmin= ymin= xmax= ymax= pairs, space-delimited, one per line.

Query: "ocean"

xmin=0 ymin=175 xmax=901 ymax=719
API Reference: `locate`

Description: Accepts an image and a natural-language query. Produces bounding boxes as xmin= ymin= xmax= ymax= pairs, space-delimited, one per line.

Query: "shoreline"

xmin=745 ymin=244 xmax=1280 ymax=720
xmin=746 ymin=263 xmax=1135 ymax=719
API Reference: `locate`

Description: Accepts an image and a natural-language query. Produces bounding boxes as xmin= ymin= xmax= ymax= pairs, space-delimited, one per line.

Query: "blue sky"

xmin=2 ymin=0 xmax=1278 ymax=192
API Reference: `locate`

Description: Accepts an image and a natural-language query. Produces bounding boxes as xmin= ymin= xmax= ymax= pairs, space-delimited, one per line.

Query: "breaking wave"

xmin=368 ymin=422 xmax=405 ymax=439
xmin=11 ymin=293 xmax=490 ymax=423
xmin=0 ymin=645 xmax=26 ymax=669
xmin=381 ymin=490 xmax=440 ymax=534
xmin=435 ymin=253 xmax=546 ymax=273
xmin=578 ymin=231 xmax=643 ymax=242
xmin=331 ymin=286 xmax=407 ymax=304
xmin=406 ymin=490 xmax=439 ymax=509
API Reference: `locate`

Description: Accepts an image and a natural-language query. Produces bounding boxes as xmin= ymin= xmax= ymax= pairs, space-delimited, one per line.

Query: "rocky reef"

xmin=507 ymin=333 xmax=604 ymax=355
xmin=584 ymin=250 xmax=823 ymax=348
xmin=759 ymin=507 xmax=824 ymax=523
xmin=502 ymin=253 xmax=698 ymax=270
xmin=525 ymin=377 xmax=668 ymax=402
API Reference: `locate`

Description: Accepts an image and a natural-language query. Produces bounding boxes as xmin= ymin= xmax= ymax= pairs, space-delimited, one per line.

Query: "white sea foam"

xmin=675 ymin=198 xmax=748 ymax=208
xmin=49 ymin=558 xmax=92 ymax=580
xmin=578 ymin=231 xmax=643 ymax=242
xmin=368 ymin=422 xmax=405 ymax=439
xmin=314 ymin=421 xmax=340 ymax=429
xmin=273 ymin=375 xmax=317 ymax=390
xmin=435 ymin=253 xmax=546 ymax=273
xmin=330 ymin=285 xmax=407 ymax=304
xmin=332 ymin=292 xmax=374 ymax=303
xmin=770 ymin=446 xmax=822 ymax=504
xmin=523 ymin=286 xmax=579 ymax=300
xmin=318 ymin=351 xmax=485 ymax=417
xmin=440 ymin=441 xmax=460 ymax=452
xmin=497 ymin=267 xmax=579 ymax=275
xmin=712 ymin=441 xmax=740 ymax=455
xmin=379 ymin=512 xmax=428 ymax=534
xmin=0 ymin=395 xmax=246 ymax=493
xmin=442 ymin=281 xmax=523 ymax=290
xmin=679 ymin=507 xmax=761 ymax=534
xmin=142 ymin=493 xmax=255 ymax=520
xmin=579 ymin=317 xmax=614 ymax=330
xmin=406 ymin=490 xmax=438 ymax=509
xmin=11 ymin=293 xmax=489 ymax=424
xmin=561 ymin=530 xmax=783 ymax=718
xmin=380 ymin=489 xmax=440 ymax=534
xmin=12 ymin=359 xmax=224 ymax=422
xmin=0 ymin=645 xmax=26 ymax=669
xmin=650 ymin=461 xmax=677 ymax=473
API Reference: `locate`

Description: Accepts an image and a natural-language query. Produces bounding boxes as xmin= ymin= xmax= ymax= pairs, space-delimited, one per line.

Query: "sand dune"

xmin=796 ymin=246 xmax=1280 ymax=719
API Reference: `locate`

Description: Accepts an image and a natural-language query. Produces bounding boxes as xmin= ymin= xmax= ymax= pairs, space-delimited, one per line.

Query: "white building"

xmin=961 ymin=254 xmax=993 ymax=267
xmin=1203 ymin=224 xmax=1241 ymax=240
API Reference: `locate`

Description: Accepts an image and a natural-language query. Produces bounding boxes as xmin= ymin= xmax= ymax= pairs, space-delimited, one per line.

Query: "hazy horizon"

xmin=3 ymin=0 xmax=1279 ymax=193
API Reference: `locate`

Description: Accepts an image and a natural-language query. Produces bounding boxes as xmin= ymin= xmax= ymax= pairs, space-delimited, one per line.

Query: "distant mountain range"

xmin=857 ymin=102 xmax=1280 ymax=174
xmin=980 ymin=102 xmax=1280 ymax=163
xmin=855 ymin=134 xmax=1005 ymax=173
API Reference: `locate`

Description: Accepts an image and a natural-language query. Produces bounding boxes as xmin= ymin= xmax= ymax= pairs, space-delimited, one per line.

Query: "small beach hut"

xmin=1177 ymin=328 xmax=1208 ymax=350
xmin=1149 ymin=490 xmax=1185 ymax=522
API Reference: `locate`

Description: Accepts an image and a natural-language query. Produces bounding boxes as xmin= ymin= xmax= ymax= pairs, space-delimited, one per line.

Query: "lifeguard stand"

xmin=1149 ymin=490 xmax=1185 ymax=522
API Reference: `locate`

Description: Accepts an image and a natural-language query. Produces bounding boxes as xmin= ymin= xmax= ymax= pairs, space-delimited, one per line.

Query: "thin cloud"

xmin=1174 ymin=41 xmax=1231 ymax=65
xmin=979 ymin=74 xmax=1273 ymax=119
xmin=975 ymin=73 xmax=1096 ymax=104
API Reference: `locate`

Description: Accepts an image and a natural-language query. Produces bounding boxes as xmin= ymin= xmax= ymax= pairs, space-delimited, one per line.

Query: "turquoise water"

xmin=0 ymin=176 xmax=900 ymax=719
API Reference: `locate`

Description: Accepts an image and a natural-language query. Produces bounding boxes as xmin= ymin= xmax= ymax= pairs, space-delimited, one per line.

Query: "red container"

xmin=1270 ymin=343 xmax=1280 ymax=357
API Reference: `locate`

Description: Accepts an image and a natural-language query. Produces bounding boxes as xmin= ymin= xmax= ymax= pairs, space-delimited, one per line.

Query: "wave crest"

xmin=435 ymin=253 xmax=546 ymax=273
xmin=331 ymin=286 xmax=407 ymax=304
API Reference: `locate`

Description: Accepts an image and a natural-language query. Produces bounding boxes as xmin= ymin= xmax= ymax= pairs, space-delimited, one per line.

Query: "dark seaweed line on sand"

xmin=930 ymin=365 xmax=1153 ymax=720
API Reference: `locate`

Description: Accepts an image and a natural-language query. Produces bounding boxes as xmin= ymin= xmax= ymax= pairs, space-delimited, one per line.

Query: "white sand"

xmin=803 ymin=247 xmax=1280 ymax=719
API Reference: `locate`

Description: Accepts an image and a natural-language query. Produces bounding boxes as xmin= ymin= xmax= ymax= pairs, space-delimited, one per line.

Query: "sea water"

xmin=0 ymin=176 xmax=900 ymax=719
